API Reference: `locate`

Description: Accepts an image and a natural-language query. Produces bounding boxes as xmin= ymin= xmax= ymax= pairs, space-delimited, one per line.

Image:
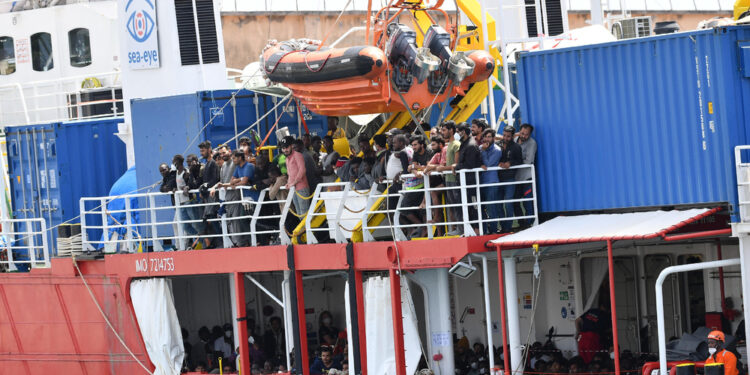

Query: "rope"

xmin=294 ymin=189 xmax=315 ymax=200
xmin=351 ymin=186 xmax=373 ymax=195
xmin=338 ymin=223 xmax=356 ymax=232
xmin=343 ymin=205 xmax=365 ymax=214
xmin=6 ymin=180 xmax=161 ymax=253
xmin=316 ymin=0 xmax=354 ymax=51
xmin=257 ymin=98 xmax=293 ymax=149
xmin=287 ymin=207 xmax=308 ymax=219
xmin=181 ymin=70 xmax=262 ymax=155
xmin=224 ymin=93 xmax=293 ymax=147
xmin=72 ymin=258 xmax=152 ymax=374
xmin=104 ymin=211 xmax=144 ymax=252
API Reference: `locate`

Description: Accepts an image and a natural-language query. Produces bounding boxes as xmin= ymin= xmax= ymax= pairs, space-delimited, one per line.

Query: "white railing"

xmin=0 ymin=218 xmax=50 ymax=270
xmin=735 ymin=146 xmax=750 ymax=223
xmin=0 ymin=71 xmax=123 ymax=126
xmin=79 ymin=186 xmax=294 ymax=253
xmin=74 ymin=166 xmax=538 ymax=253
xmin=362 ymin=165 xmax=538 ymax=241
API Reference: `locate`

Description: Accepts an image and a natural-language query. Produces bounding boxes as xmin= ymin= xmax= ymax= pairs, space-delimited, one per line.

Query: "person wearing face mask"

xmin=318 ymin=311 xmax=339 ymax=345
xmin=706 ymin=331 xmax=739 ymax=375
xmin=214 ymin=323 xmax=234 ymax=360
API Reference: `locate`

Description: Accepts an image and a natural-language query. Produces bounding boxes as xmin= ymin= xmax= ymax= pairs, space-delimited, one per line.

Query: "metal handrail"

xmin=0 ymin=71 xmax=123 ymax=126
xmin=74 ymin=164 xmax=539 ymax=252
xmin=361 ymin=164 xmax=538 ymax=240
xmin=735 ymin=146 xmax=750 ymax=222
xmin=0 ymin=218 xmax=50 ymax=270
xmin=79 ymin=186 xmax=293 ymax=253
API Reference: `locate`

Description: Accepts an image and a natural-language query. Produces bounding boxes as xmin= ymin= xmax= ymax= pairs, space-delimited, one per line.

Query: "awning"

xmin=490 ymin=207 xmax=726 ymax=248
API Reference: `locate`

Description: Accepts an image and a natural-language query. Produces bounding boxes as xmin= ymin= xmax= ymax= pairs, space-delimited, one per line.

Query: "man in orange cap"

xmin=706 ymin=330 xmax=739 ymax=375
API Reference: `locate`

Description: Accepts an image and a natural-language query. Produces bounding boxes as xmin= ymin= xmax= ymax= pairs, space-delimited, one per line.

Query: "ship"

xmin=0 ymin=1 xmax=750 ymax=375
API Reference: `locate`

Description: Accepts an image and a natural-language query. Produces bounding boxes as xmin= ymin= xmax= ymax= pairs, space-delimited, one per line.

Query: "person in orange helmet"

xmin=706 ymin=330 xmax=739 ymax=375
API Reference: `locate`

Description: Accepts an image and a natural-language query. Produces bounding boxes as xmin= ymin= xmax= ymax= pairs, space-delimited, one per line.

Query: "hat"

xmin=708 ymin=330 xmax=725 ymax=342
xmin=503 ymin=125 xmax=515 ymax=133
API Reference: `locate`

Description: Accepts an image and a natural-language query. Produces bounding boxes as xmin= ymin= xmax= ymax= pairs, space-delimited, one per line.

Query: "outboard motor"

xmin=387 ymin=23 xmax=440 ymax=92
xmin=423 ymin=25 xmax=474 ymax=93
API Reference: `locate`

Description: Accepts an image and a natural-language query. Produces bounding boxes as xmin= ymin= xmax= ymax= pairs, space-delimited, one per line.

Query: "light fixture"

xmin=449 ymin=260 xmax=476 ymax=279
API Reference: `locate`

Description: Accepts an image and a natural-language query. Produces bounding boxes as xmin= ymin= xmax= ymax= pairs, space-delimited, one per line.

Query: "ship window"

xmin=174 ymin=0 xmax=220 ymax=66
xmin=31 ymin=32 xmax=54 ymax=71
xmin=68 ymin=28 xmax=91 ymax=67
xmin=0 ymin=36 xmax=15 ymax=75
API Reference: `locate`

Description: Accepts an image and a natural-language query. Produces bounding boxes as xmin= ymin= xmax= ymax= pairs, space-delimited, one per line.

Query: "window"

xmin=0 ymin=36 xmax=15 ymax=75
xmin=175 ymin=0 xmax=220 ymax=66
xmin=68 ymin=28 xmax=91 ymax=67
xmin=31 ymin=32 xmax=54 ymax=71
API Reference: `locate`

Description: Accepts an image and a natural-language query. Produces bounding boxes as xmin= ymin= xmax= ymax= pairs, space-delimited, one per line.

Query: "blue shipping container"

xmin=131 ymin=89 xmax=328 ymax=191
xmin=516 ymin=26 xmax=750 ymax=220
xmin=5 ymin=118 xmax=128 ymax=254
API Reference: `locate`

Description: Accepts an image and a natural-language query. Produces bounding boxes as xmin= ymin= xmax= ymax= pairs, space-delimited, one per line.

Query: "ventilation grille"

xmin=175 ymin=0 xmax=220 ymax=66
xmin=524 ymin=0 xmax=565 ymax=37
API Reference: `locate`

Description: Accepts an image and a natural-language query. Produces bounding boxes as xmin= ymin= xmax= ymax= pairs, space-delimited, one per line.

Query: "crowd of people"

xmin=180 ymin=311 xmax=348 ymax=374
xmin=453 ymin=335 xmax=656 ymax=375
xmin=158 ymin=117 xmax=537 ymax=248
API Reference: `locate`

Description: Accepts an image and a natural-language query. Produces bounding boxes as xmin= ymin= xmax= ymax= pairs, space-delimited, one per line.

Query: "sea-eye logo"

xmin=125 ymin=0 xmax=156 ymax=43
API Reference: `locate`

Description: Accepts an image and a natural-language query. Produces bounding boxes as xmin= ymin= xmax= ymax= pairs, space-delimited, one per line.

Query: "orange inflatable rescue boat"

xmin=261 ymin=3 xmax=494 ymax=116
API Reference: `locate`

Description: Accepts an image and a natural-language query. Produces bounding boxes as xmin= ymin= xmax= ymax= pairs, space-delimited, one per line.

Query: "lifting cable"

xmin=72 ymin=257 xmax=153 ymax=374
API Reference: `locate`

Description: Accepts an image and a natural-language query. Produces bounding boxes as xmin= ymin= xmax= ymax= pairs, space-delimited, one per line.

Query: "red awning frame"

xmin=489 ymin=207 xmax=731 ymax=375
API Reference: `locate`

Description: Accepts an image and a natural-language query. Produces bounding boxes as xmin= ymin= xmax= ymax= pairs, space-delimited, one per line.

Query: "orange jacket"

xmin=706 ymin=349 xmax=739 ymax=375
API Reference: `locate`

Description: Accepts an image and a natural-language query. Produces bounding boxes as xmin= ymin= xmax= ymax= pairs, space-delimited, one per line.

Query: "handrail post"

xmin=278 ymin=187 xmax=295 ymax=245
xmin=459 ymin=170 xmax=473 ymax=235
xmin=530 ymin=165 xmax=539 ymax=226
xmin=250 ymin=189 xmax=267 ymax=247
xmin=100 ymin=197 xmax=110 ymax=252
xmin=333 ymin=183 xmax=351 ymax=243
xmin=393 ymin=182 xmax=408 ymax=241
xmin=40 ymin=219 xmax=49 ymax=268
xmin=5 ymin=221 xmax=16 ymax=271
xmin=149 ymin=194 xmax=163 ymax=252
xmin=220 ymin=189 xmax=232 ymax=248
xmin=424 ymin=175 xmax=433 ymax=239
xmin=79 ymin=199 xmax=92 ymax=251
xmin=28 ymin=220 xmax=37 ymax=266
xmin=475 ymin=169 xmax=484 ymax=236
xmin=174 ymin=192 xmax=186 ymax=250
xmin=124 ymin=196 xmax=134 ymax=253
xmin=305 ymin=185 xmax=324 ymax=244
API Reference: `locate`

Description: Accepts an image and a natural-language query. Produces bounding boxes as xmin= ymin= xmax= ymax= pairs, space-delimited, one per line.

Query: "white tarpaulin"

xmin=321 ymin=191 xmax=369 ymax=240
xmin=490 ymin=208 xmax=713 ymax=246
xmin=131 ymin=278 xmax=185 ymax=375
xmin=365 ymin=276 xmax=422 ymax=375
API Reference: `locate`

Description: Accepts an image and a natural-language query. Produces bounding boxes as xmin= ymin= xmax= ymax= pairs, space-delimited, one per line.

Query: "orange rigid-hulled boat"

xmin=260 ymin=1 xmax=495 ymax=116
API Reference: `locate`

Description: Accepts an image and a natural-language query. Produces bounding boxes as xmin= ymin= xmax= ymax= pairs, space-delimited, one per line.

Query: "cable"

xmin=4 ymin=180 xmax=161 ymax=253
xmin=181 ymin=70 xmax=262 ymax=155
xmin=72 ymin=257 xmax=153 ymax=374
xmin=224 ymin=93 xmax=293 ymax=147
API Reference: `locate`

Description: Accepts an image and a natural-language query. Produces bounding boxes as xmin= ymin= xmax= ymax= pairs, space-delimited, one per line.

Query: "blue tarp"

xmin=99 ymin=166 xmax=139 ymax=248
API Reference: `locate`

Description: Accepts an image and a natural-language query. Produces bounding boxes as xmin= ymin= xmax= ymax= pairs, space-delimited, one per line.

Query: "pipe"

xmin=496 ymin=248 xmax=511 ymax=375
xmin=717 ymin=240 xmax=726 ymax=313
xmin=245 ymin=274 xmax=283 ymax=307
xmin=234 ymin=272 xmax=251 ymax=375
xmin=287 ymin=246 xmax=308 ymax=375
xmin=656 ymin=258 xmax=741 ymax=375
xmin=355 ymin=270 xmax=368 ymax=375
xmin=473 ymin=254 xmax=495 ymax=373
xmin=607 ymin=240 xmax=621 ymax=375
xmin=661 ymin=228 xmax=732 ymax=241
xmin=504 ymin=258 xmax=522 ymax=374
xmin=366 ymin=0 xmax=373 ymax=44
xmin=389 ymin=269 xmax=407 ymax=375
xmin=346 ymin=243 xmax=363 ymax=375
